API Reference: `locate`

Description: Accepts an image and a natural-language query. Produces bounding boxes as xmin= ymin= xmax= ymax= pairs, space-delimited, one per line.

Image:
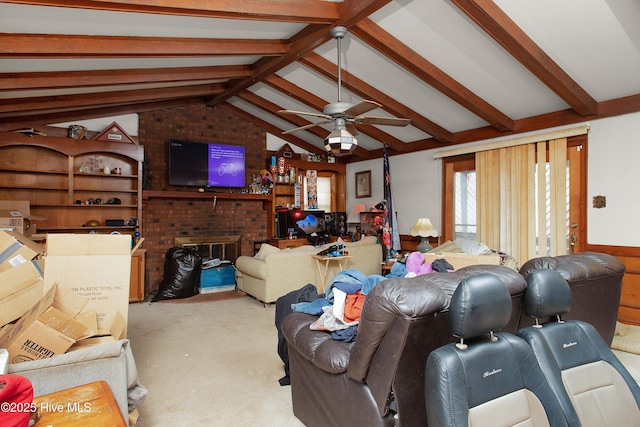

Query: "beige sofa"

xmin=235 ymin=236 xmax=383 ymax=303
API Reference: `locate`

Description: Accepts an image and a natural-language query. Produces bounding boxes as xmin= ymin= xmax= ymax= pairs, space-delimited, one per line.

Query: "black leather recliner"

xmin=518 ymin=268 xmax=640 ymax=426
xmin=519 ymin=252 xmax=625 ymax=345
xmin=425 ymin=273 xmax=567 ymax=427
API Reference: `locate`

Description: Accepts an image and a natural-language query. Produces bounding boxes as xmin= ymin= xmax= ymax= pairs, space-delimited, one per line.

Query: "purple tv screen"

xmin=169 ymin=140 xmax=245 ymax=188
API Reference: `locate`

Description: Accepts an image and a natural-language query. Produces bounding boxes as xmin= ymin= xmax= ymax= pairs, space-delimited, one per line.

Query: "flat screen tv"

xmin=169 ymin=139 xmax=245 ymax=188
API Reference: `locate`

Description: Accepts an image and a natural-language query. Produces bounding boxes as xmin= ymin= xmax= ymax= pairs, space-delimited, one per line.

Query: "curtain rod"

xmin=433 ymin=124 xmax=590 ymax=159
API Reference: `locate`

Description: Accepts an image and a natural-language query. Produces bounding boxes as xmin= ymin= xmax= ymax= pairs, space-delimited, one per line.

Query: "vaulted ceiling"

xmin=1 ymin=0 xmax=640 ymax=161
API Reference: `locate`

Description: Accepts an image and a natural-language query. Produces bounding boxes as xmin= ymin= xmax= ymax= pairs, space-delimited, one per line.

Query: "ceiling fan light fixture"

xmin=324 ymin=128 xmax=357 ymax=154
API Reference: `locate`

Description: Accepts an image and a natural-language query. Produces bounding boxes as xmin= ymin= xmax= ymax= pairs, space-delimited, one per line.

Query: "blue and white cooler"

xmin=200 ymin=259 xmax=236 ymax=294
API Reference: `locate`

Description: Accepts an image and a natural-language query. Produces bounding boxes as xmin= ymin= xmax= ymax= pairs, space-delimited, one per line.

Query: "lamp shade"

xmin=348 ymin=204 xmax=366 ymax=223
xmin=410 ymin=218 xmax=438 ymax=252
xmin=324 ymin=118 xmax=357 ymax=154
xmin=410 ymin=218 xmax=438 ymax=237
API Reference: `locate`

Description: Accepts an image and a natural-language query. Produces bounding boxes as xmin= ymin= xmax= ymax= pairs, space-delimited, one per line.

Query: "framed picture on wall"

xmin=355 ymin=170 xmax=371 ymax=198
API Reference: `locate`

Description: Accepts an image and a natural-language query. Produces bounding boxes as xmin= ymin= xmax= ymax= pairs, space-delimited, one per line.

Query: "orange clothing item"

xmin=343 ymin=291 xmax=366 ymax=323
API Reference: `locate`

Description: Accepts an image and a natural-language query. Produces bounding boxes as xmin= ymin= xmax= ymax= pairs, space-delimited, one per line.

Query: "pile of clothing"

xmin=291 ymin=270 xmax=386 ymax=343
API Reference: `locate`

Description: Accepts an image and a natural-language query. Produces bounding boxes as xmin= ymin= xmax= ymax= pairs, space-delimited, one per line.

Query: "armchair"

xmin=281 ymin=265 xmax=527 ymax=427
xmin=519 ymin=251 xmax=625 ymax=344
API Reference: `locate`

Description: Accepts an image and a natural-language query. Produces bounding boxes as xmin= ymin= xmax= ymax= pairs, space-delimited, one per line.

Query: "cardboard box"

xmin=0 ymin=230 xmax=44 ymax=274
xmin=0 ymin=284 xmax=89 ymax=364
xmin=0 ymin=201 xmax=32 ymax=236
xmin=0 ymin=261 xmax=44 ymax=326
xmin=43 ymin=233 xmax=132 ymax=336
xmin=422 ymin=252 xmax=501 ymax=270
xmin=200 ymin=264 xmax=236 ymax=294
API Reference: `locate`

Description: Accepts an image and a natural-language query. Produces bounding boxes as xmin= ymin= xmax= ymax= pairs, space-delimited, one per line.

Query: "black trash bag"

xmin=152 ymin=247 xmax=202 ymax=301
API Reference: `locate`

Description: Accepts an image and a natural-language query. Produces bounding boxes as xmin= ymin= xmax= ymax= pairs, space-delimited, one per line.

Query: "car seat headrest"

xmin=449 ymin=273 xmax=512 ymax=340
xmin=524 ymin=269 xmax=572 ymax=320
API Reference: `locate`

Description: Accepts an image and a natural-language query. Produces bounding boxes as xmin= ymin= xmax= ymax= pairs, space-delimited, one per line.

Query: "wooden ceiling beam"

xmin=0 ymin=83 xmax=225 ymax=115
xmin=222 ymin=102 xmax=327 ymax=156
xmin=0 ymin=33 xmax=287 ymax=58
xmin=451 ymin=0 xmax=598 ymax=117
xmin=0 ymin=0 xmax=340 ymax=23
xmin=338 ymin=0 xmax=392 ymax=28
xmin=206 ymin=24 xmax=332 ymax=107
xmin=237 ymin=91 xmax=332 ymax=141
xmin=300 ymin=52 xmax=454 ymax=143
xmin=0 ymin=65 xmax=252 ymax=91
xmin=262 ymin=74 xmax=411 ymax=153
xmin=0 ymin=97 xmax=207 ymax=130
xmin=352 ymin=18 xmax=514 ymax=132
xmin=205 ymin=0 xmax=391 ymax=107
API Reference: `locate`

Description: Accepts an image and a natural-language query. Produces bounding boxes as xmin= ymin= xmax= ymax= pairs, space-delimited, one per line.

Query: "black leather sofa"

xmin=281 ymin=265 xmax=527 ymax=427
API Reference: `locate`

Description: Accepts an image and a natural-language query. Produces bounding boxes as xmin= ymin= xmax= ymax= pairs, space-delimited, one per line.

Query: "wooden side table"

xmin=312 ymin=255 xmax=352 ymax=293
xmin=32 ymin=380 xmax=127 ymax=427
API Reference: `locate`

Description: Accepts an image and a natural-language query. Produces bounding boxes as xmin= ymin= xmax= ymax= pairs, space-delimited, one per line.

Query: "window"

xmin=454 ymin=170 xmax=476 ymax=240
xmin=442 ymin=135 xmax=586 ymax=260
xmin=304 ymin=176 xmax=331 ymax=211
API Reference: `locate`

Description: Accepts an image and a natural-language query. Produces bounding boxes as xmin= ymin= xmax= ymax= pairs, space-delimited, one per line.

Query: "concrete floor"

xmin=128 ymin=295 xmax=303 ymax=427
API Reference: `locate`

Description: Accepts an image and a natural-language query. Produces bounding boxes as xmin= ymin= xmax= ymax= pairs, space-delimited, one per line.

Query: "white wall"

xmin=346 ymin=152 xmax=441 ymax=235
xmin=588 ymin=112 xmax=640 ymax=246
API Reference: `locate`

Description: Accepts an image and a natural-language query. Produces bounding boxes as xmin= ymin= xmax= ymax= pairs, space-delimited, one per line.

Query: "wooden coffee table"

xmin=32 ymin=380 xmax=126 ymax=427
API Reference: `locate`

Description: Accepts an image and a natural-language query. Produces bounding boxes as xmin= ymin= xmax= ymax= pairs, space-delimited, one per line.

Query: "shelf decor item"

xmin=92 ymin=121 xmax=136 ymax=144
xmin=67 ymin=125 xmax=87 ymax=140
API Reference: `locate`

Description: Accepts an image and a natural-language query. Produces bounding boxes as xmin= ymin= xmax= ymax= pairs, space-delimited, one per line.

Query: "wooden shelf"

xmin=0 ymin=168 xmax=67 ymax=175
xmin=31 ymin=203 xmax=137 ymax=208
xmin=74 ymin=172 xmax=137 ymax=179
xmin=143 ymin=190 xmax=271 ymax=201
xmin=286 ymin=159 xmax=346 ymax=174
xmin=0 ymin=131 xmax=143 ymax=237
xmin=38 ymin=225 xmax=135 ymax=231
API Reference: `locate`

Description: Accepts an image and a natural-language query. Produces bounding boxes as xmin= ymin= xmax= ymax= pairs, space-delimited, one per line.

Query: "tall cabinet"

xmin=0 ymin=133 xmax=145 ymax=302
xmin=0 ymin=133 xmax=143 ymax=237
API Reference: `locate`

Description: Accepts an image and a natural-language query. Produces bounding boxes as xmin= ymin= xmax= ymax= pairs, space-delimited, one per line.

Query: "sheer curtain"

xmin=476 ymin=138 xmax=567 ymax=263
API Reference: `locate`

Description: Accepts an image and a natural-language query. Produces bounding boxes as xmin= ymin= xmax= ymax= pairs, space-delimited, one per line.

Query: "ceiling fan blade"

xmin=346 ymin=123 xmax=359 ymax=136
xmin=282 ymin=120 xmax=332 ymax=135
xmin=356 ymin=116 xmax=411 ymax=127
xmin=278 ymin=109 xmax=331 ymax=120
xmin=343 ymin=100 xmax=381 ymax=117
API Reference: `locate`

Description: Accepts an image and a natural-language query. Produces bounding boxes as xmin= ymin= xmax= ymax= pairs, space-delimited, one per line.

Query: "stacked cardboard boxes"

xmin=0 ymin=231 xmax=132 ymax=365
xmin=0 ymin=201 xmax=33 ymax=236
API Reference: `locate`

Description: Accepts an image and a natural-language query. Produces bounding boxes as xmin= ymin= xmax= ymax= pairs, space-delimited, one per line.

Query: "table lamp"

xmin=410 ymin=218 xmax=438 ymax=252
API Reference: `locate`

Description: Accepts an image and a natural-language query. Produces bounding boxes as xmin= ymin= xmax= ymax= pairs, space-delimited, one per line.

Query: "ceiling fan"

xmin=278 ymin=26 xmax=411 ymax=153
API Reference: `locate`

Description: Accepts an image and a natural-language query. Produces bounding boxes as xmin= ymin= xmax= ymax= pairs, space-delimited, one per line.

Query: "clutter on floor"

xmin=612 ymin=321 xmax=640 ymax=355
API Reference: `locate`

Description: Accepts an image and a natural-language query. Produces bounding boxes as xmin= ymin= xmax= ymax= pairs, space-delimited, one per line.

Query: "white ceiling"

xmin=1 ymin=0 xmax=639 ymax=160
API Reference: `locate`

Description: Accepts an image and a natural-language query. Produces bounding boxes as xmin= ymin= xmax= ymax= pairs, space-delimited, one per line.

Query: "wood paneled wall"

xmin=585 ymin=244 xmax=640 ymax=325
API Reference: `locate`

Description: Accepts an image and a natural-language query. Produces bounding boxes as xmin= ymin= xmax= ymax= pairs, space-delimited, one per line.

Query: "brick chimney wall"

xmin=138 ymin=104 xmax=269 ymax=297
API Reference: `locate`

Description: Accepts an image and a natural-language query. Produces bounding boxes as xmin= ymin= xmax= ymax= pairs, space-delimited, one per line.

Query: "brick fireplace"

xmin=138 ymin=104 xmax=269 ymax=297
